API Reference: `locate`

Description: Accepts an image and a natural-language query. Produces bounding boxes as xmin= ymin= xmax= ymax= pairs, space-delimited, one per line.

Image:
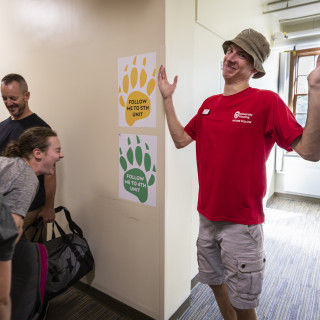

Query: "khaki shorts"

xmin=197 ymin=214 xmax=266 ymax=309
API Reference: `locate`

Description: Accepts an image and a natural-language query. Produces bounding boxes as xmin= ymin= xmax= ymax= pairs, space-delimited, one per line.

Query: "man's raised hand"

xmin=158 ymin=65 xmax=178 ymax=100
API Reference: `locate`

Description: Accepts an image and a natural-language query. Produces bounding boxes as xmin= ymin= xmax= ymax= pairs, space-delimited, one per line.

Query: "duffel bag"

xmin=43 ymin=206 xmax=94 ymax=301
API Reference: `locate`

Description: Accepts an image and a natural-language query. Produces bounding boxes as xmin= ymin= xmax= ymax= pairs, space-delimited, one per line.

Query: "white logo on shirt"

xmin=232 ymin=111 xmax=253 ymax=124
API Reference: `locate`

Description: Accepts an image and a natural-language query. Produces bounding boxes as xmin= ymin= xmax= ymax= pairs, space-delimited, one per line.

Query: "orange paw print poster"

xmin=118 ymin=52 xmax=156 ymax=127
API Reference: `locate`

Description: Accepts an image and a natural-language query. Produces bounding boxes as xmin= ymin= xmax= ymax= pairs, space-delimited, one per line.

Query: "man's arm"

xmin=291 ymin=55 xmax=320 ymax=161
xmin=0 ymin=261 xmax=11 ymax=320
xmin=158 ymin=65 xmax=193 ymax=149
xmin=37 ymin=173 xmax=56 ymax=223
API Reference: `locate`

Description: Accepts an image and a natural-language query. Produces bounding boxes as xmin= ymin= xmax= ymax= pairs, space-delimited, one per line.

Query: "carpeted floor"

xmin=177 ymin=197 xmax=320 ymax=320
xmin=44 ymin=196 xmax=320 ymax=320
xmin=44 ymin=285 xmax=134 ymax=320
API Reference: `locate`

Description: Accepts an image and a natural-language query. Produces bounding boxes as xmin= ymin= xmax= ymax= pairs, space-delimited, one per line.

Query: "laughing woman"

xmin=0 ymin=126 xmax=63 ymax=320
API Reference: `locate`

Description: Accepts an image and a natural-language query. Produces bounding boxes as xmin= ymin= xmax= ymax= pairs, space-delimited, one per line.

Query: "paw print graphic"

xmin=119 ymin=56 xmax=156 ymax=126
xmin=120 ymin=135 xmax=156 ymax=203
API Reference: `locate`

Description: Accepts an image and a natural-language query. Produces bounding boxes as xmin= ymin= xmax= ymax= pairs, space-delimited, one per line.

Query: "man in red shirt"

xmin=158 ymin=29 xmax=320 ymax=320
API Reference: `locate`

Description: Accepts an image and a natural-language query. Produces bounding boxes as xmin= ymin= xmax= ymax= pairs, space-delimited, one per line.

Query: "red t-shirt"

xmin=185 ymin=87 xmax=303 ymax=224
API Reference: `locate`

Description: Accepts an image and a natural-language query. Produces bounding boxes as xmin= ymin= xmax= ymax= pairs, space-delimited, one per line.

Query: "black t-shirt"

xmin=0 ymin=114 xmax=51 ymax=211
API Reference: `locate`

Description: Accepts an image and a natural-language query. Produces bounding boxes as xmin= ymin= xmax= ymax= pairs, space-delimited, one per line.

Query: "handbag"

xmin=43 ymin=206 xmax=95 ymax=301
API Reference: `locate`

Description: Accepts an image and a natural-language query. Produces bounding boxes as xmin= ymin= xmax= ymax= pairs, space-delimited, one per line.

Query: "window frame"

xmin=288 ymin=48 xmax=320 ymax=123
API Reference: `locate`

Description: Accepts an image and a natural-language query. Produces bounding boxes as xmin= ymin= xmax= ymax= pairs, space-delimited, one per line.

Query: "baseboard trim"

xmin=73 ymin=281 xmax=154 ymax=320
xmin=191 ymin=274 xmax=199 ymax=289
xmin=272 ymin=192 xmax=320 ymax=204
xmin=169 ymin=274 xmax=199 ymax=320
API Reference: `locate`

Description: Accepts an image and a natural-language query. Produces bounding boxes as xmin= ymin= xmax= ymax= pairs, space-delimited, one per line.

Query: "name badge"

xmin=202 ymin=109 xmax=210 ymax=115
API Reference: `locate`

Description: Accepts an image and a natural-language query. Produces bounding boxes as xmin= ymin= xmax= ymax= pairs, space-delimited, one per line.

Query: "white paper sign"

xmin=119 ymin=134 xmax=157 ymax=206
xmin=118 ymin=52 xmax=156 ymax=127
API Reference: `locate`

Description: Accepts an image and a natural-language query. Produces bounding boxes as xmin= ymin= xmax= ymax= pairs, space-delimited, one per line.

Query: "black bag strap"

xmin=54 ymin=206 xmax=83 ymax=238
xmin=51 ymin=222 xmax=57 ymax=239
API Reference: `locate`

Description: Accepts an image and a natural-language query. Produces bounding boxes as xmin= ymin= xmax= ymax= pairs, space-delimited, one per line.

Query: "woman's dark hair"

xmin=4 ymin=127 xmax=57 ymax=160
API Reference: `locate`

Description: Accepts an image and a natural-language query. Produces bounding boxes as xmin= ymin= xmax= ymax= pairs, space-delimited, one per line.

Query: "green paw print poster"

xmin=119 ymin=134 xmax=157 ymax=206
xmin=118 ymin=52 xmax=156 ymax=127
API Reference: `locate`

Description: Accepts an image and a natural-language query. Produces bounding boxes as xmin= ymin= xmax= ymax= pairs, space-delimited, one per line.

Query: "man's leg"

xmin=210 ymin=284 xmax=257 ymax=320
xmin=210 ymin=284 xmax=236 ymax=320
xmin=197 ymin=216 xmax=264 ymax=319
xmin=219 ymin=223 xmax=265 ymax=319
xmin=197 ymin=215 xmax=236 ymax=319
xmin=234 ymin=307 xmax=257 ymax=320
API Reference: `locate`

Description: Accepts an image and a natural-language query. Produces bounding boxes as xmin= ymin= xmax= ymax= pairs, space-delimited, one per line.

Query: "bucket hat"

xmin=222 ymin=28 xmax=270 ymax=79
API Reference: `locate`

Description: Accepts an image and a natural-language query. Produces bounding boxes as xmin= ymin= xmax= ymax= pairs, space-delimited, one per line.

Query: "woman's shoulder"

xmin=0 ymin=156 xmax=26 ymax=171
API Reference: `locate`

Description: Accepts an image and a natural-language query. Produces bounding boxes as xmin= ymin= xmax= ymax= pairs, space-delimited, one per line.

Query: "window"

xmin=288 ymin=48 xmax=320 ymax=127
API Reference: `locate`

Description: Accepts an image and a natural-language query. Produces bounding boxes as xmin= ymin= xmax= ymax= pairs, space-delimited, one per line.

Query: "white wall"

xmin=164 ymin=1 xmax=196 ymax=318
xmin=0 ymin=0 xmax=285 ymax=319
xmin=164 ymin=0 xmax=279 ymax=318
xmin=0 ymin=1 xmax=165 ymax=319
